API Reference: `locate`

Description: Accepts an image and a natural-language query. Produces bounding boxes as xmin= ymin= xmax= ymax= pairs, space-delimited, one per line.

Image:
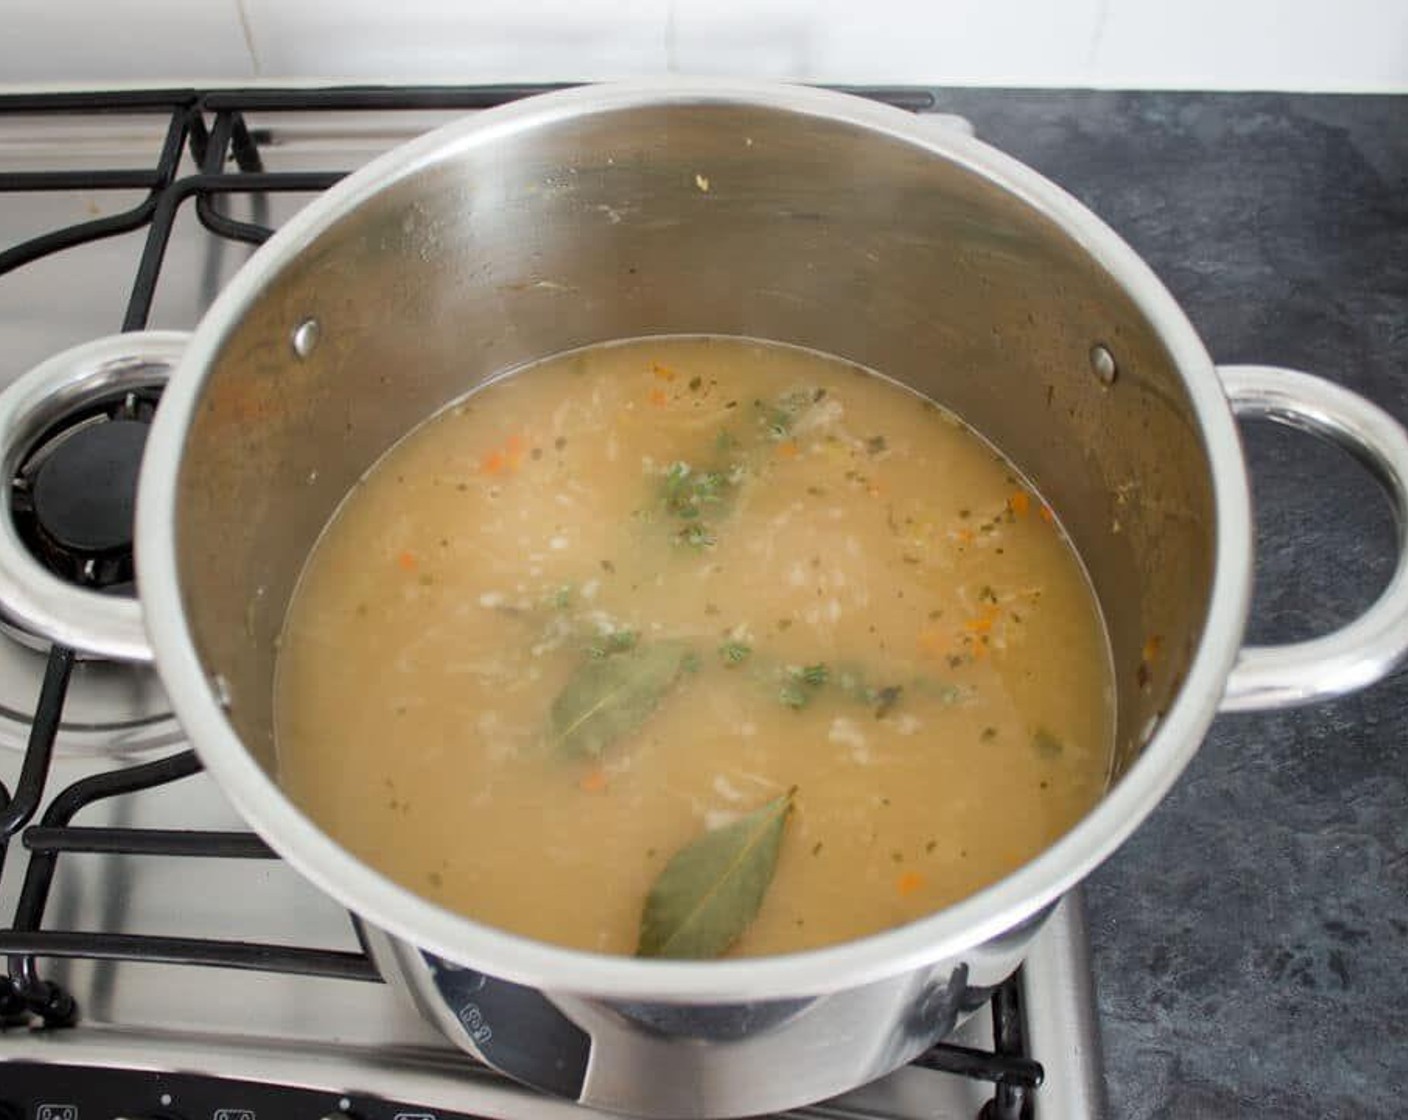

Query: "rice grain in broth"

xmin=275 ymin=336 xmax=1114 ymax=957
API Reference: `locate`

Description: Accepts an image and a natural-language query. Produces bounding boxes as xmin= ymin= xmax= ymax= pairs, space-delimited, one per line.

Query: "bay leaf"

xmin=637 ymin=789 xmax=795 ymax=959
xmin=549 ymin=641 xmax=690 ymax=759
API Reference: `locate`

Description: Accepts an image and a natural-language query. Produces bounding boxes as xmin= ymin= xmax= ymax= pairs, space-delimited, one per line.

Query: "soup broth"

xmin=275 ymin=336 xmax=1114 ymax=958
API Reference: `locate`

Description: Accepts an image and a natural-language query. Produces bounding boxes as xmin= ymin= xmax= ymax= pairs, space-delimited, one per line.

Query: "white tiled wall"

xmin=1 ymin=0 xmax=256 ymax=83
xmin=239 ymin=0 xmax=670 ymax=84
xmin=3 ymin=0 xmax=1406 ymax=91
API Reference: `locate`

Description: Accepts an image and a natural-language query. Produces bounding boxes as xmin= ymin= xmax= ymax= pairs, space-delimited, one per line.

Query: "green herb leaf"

xmin=549 ymin=642 xmax=690 ymax=759
xmin=637 ymin=790 xmax=795 ymax=959
xmin=753 ymin=388 xmax=818 ymax=441
xmin=776 ymin=662 xmax=829 ymax=709
xmin=663 ymin=459 xmax=692 ymax=491
xmin=718 ymin=640 xmax=752 ymax=666
xmin=676 ymin=523 xmax=717 ymax=549
xmin=779 ymin=682 xmax=810 ymax=709
xmin=662 ymin=461 xmax=734 ymax=520
xmin=586 ymin=628 xmax=639 ymax=659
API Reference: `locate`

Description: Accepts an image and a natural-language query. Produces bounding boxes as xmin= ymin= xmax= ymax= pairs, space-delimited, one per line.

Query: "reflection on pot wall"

xmin=361 ymin=919 xmax=1037 ymax=1117
xmin=2 ymin=0 xmax=1405 ymax=92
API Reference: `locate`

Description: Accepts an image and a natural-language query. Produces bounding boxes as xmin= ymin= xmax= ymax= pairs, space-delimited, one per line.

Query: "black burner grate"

xmin=0 ymin=84 xmax=1039 ymax=1118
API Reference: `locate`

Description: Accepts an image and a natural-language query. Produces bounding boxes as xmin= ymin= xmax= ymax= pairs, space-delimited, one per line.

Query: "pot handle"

xmin=0 ymin=331 xmax=187 ymax=663
xmin=1218 ymin=364 xmax=1408 ymax=711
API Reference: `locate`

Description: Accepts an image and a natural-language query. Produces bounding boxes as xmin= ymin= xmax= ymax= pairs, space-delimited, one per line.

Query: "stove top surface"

xmin=0 ymin=87 xmax=1105 ymax=1120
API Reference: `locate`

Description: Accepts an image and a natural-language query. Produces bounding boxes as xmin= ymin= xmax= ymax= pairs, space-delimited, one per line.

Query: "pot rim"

xmin=136 ymin=78 xmax=1252 ymax=1002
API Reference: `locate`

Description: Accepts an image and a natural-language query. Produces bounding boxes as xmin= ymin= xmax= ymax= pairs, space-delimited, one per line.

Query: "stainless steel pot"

xmin=1 ymin=81 xmax=1406 ymax=1117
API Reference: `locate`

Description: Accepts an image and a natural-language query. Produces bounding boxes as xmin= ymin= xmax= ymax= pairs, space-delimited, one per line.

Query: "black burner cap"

xmin=31 ymin=419 xmax=148 ymax=573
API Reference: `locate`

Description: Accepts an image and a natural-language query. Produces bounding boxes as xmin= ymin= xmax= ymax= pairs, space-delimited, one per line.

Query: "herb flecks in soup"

xmin=275 ymin=336 xmax=1114 ymax=958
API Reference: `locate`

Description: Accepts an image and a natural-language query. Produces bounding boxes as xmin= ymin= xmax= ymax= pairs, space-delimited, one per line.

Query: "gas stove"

xmin=0 ymin=87 xmax=1106 ymax=1119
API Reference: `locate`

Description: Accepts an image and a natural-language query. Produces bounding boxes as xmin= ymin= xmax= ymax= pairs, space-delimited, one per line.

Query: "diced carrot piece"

xmin=579 ymin=769 xmax=609 ymax=794
xmin=481 ymin=450 xmax=506 ymax=474
xmin=648 ymin=387 xmax=668 ymax=408
xmin=963 ymin=615 xmax=993 ymax=634
xmin=1008 ymin=491 xmax=1031 ymax=517
xmin=652 ymin=362 xmax=677 ymax=381
xmin=897 ymin=871 xmax=925 ymax=897
xmin=776 ymin=440 xmax=800 ymax=459
xmin=1142 ymin=634 xmax=1163 ymax=663
xmin=397 ymin=551 xmax=418 ymax=572
xmin=505 ymin=434 xmax=527 ymax=469
xmin=1039 ymin=504 xmax=1055 ymax=524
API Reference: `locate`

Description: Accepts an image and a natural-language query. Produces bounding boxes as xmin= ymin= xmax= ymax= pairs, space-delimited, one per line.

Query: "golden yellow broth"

xmin=275 ymin=336 xmax=1113 ymax=957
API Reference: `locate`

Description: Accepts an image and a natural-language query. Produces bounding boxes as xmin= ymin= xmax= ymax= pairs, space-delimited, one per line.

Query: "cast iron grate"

xmin=0 ymin=85 xmax=1040 ymax=1119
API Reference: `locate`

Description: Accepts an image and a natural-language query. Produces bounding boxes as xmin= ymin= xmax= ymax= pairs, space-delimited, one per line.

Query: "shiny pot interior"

xmin=170 ymin=89 xmax=1216 ymax=933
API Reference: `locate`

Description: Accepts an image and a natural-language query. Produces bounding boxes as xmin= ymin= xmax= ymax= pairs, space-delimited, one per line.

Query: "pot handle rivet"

xmin=210 ymin=674 xmax=233 ymax=710
xmin=1089 ymin=344 xmax=1118 ymax=386
xmin=1219 ymin=364 xmax=1408 ymax=711
xmin=292 ymin=317 xmax=321 ymax=360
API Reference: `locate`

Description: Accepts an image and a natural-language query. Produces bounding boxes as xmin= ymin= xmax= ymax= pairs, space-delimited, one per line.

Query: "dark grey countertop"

xmin=930 ymin=91 xmax=1408 ymax=1119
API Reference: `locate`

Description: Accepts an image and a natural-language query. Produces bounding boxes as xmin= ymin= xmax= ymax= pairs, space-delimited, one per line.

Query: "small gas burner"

xmin=0 ymin=335 xmax=181 ymax=754
xmin=13 ymin=387 xmax=159 ymax=592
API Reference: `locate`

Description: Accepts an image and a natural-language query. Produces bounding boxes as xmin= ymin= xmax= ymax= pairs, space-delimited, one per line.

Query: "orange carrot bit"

xmin=397 ymin=550 xmax=418 ymax=573
xmin=954 ymin=528 xmax=976 ymax=546
xmin=651 ymin=362 xmax=677 ymax=381
xmin=1142 ymin=634 xmax=1164 ymax=664
xmin=505 ymin=433 xmax=527 ymax=469
xmin=962 ymin=614 xmax=994 ymax=635
xmin=579 ymin=769 xmax=609 ymax=794
xmin=776 ymin=440 xmax=800 ymax=460
xmin=481 ymin=449 xmax=507 ymax=475
xmin=897 ymin=870 xmax=925 ymax=897
xmin=647 ymin=387 xmax=669 ymax=408
xmin=1039 ymin=503 xmax=1055 ymax=524
xmin=1008 ymin=491 xmax=1031 ymax=517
